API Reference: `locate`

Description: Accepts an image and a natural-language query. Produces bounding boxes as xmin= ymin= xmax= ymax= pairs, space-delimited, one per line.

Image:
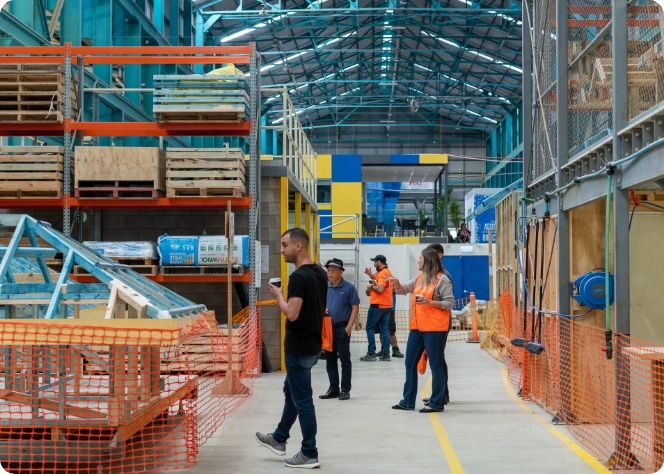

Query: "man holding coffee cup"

xmin=256 ymin=228 xmax=327 ymax=469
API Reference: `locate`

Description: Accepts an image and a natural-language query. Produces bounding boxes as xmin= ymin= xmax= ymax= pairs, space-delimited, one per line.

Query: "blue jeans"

xmin=366 ymin=306 xmax=391 ymax=355
xmin=399 ymin=330 xmax=448 ymax=410
xmin=273 ymin=354 xmax=319 ymax=458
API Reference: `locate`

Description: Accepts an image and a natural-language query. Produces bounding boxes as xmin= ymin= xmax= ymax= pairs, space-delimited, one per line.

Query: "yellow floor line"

xmin=421 ymin=377 xmax=465 ymax=474
xmin=497 ymin=361 xmax=611 ymax=474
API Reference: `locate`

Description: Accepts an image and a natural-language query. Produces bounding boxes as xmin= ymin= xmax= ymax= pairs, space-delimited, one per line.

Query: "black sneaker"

xmin=379 ymin=353 xmax=391 ymax=361
xmin=360 ymin=353 xmax=377 ymax=361
xmin=392 ymin=347 xmax=404 ymax=358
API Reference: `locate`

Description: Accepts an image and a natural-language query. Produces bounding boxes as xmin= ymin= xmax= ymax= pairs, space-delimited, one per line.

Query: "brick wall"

xmin=257 ymin=177 xmax=283 ymax=369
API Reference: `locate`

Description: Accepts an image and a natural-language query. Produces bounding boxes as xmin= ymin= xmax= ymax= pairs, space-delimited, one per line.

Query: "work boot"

xmin=284 ymin=451 xmax=320 ymax=469
xmin=379 ymin=353 xmax=391 ymax=361
xmin=255 ymin=432 xmax=286 ymax=456
xmin=392 ymin=346 xmax=404 ymax=358
xmin=360 ymin=353 xmax=377 ymax=361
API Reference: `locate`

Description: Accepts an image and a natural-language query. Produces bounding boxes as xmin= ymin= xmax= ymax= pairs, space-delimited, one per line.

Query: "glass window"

xmin=317 ymin=180 xmax=331 ymax=204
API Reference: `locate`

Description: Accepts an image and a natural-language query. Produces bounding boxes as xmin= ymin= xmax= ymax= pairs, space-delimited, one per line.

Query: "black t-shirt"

xmin=284 ymin=264 xmax=328 ymax=356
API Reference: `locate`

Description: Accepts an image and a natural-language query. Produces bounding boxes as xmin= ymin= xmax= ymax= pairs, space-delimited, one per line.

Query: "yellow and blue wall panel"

xmin=329 ymin=155 xmax=362 ymax=238
xmin=361 ymin=236 xmax=447 ymax=244
xmin=315 ymin=154 xmax=448 ymax=240
xmin=389 ymin=153 xmax=448 ymax=165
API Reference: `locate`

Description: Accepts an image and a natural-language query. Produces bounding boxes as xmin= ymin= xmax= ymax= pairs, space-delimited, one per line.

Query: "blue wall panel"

xmin=332 ymin=155 xmax=362 ymax=182
xmin=390 ymin=154 xmax=419 ymax=165
xmin=443 ymin=256 xmax=490 ymax=308
xmin=319 ymin=210 xmax=332 ymax=238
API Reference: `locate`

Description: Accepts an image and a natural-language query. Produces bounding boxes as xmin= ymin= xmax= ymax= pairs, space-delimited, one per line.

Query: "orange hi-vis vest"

xmin=410 ymin=272 xmax=451 ymax=332
xmin=370 ymin=267 xmax=393 ymax=308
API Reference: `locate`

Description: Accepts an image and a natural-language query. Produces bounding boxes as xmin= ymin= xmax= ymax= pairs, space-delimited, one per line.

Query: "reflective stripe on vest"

xmin=410 ymin=273 xmax=451 ymax=332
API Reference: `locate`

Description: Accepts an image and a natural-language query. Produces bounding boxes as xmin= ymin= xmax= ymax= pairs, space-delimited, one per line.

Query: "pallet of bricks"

xmin=0 ymin=63 xmax=77 ymax=123
xmin=165 ymin=147 xmax=245 ymax=198
xmin=74 ymin=146 xmax=166 ymax=198
xmin=0 ymin=146 xmax=68 ymax=199
xmin=153 ymin=73 xmax=249 ymax=122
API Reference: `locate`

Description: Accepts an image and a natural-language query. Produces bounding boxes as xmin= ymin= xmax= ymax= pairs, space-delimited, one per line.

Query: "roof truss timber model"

xmin=0 ymin=214 xmax=210 ymax=321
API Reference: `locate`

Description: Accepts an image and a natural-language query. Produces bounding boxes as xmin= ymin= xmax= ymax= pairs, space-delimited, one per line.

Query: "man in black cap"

xmin=361 ymin=255 xmax=394 ymax=361
xmin=319 ymin=258 xmax=360 ymax=401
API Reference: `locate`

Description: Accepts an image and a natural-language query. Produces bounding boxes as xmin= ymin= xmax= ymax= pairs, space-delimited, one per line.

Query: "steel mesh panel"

xmin=627 ymin=2 xmax=663 ymax=121
xmin=567 ymin=31 xmax=613 ymax=158
xmin=533 ymin=91 xmax=558 ymax=178
xmin=532 ymin=0 xmax=557 ymax=180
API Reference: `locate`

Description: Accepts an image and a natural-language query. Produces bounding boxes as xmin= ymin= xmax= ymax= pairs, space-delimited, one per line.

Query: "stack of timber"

xmin=0 ymin=63 xmax=78 ymax=123
xmin=165 ymin=148 xmax=245 ymax=198
xmin=75 ymin=146 xmax=166 ymax=198
xmin=494 ymin=191 xmax=522 ymax=307
xmin=153 ymin=74 xmax=249 ymax=122
xmin=0 ymin=146 xmax=67 ymax=198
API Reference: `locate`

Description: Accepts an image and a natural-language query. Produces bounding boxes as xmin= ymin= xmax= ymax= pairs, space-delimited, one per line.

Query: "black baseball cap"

xmin=370 ymin=255 xmax=387 ymax=264
xmin=325 ymin=258 xmax=345 ymax=271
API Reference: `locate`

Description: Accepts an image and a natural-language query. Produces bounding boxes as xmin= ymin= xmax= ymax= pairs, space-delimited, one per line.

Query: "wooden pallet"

xmin=160 ymin=265 xmax=245 ymax=276
xmin=74 ymin=264 xmax=158 ymax=276
xmin=0 ymin=110 xmax=65 ymax=123
xmin=165 ymin=148 xmax=245 ymax=198
xmin=0 ymin=65 xmax=77 ymax=123
xmin=75 ymin=180 xmax=162 ymax=199
xmin=157 ymin=111 xmax=247 ymax=123
xmin=0 ymin=146 xmax=66 ymax=199
xmin=110 ymin=257 xmax=159 ymax=265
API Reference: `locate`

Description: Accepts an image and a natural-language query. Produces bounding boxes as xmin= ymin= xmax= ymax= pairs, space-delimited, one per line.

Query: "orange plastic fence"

xmin=0 ymin=309 xmax=262 ymax=473
xmin=490 ymin=292 xmax=664 ymax=473
xmin=350 ymin=297 xmax=488 ymax=344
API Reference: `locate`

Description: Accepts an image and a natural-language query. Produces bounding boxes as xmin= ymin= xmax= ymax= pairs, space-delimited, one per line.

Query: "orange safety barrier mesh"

xmin=0 ymin=309 xmax=261 ymax=474
xmin=350 ymin=297 xmax=492 ymax=344
xmin=488 ymin=291 xmax=664 ymax=473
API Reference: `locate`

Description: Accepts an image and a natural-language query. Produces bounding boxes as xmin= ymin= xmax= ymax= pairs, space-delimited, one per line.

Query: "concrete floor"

xmin=159 ymin=342 xmax=604 ymax=473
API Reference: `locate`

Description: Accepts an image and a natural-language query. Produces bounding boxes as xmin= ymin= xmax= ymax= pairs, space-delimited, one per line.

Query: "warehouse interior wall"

xmin=630 ymin=212 xmax=664 ymax=345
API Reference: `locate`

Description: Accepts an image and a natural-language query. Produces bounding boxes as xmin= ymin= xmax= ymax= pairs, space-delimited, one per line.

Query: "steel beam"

xmin=114 ymin=0 xmax=169 ymax=47
xmin=60 ymin=0 xmax=81 ymax=46
xmin=153 ymin=0 xmax=165 ymax=34
xmin=8 ymin=0 xmax=34 ymax=29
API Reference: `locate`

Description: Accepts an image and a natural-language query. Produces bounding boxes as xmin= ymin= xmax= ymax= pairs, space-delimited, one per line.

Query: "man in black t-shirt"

xmin=256 ymin=228 xmax=327 ymax=469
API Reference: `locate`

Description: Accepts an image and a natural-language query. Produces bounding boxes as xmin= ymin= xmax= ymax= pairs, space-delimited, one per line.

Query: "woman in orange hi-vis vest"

xmin=386 ymin=248 xmax=455 ymax=413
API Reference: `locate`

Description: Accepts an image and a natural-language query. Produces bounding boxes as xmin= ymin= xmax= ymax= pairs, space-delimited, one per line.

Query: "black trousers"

xmin=324 ymin=325 xmax=352 ymax=392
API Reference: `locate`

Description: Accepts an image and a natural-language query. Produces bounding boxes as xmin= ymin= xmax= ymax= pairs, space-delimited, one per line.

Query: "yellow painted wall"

xmin=331 ymin=182 xmax=361 ymax=238
xmin=317 ymin=154 xmax=332 ymax=179
xmin=419 ymin=153 xmax=448 ymax=164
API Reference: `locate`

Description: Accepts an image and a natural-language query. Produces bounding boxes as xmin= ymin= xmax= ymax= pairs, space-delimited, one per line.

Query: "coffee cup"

xmin=416 ymin=294 xmax=424 ymax=303
xmin=269 ymin=278 xmax=281 ymax=288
